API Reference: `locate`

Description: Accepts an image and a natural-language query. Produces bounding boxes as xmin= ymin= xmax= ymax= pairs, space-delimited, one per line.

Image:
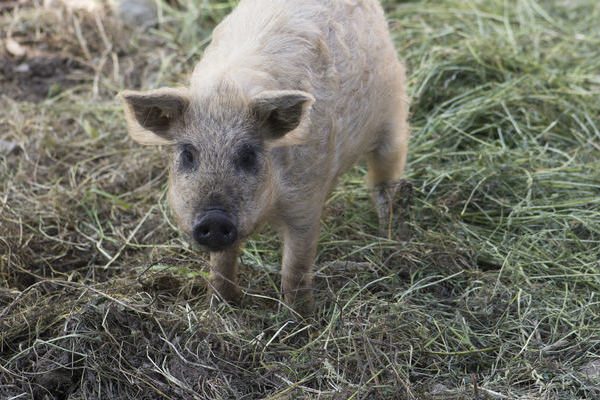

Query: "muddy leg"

xmin=208 ymin=246 xmax=242 ymax=305
xmin=367 ymin=111 xmax=410 ymax=238
xmin=372 ymin=179 xmax=413 ymax=239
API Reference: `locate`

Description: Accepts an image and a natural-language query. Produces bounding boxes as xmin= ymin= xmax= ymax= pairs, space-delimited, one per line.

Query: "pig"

xmin=119 ymin=0 xmax=410 ymax=314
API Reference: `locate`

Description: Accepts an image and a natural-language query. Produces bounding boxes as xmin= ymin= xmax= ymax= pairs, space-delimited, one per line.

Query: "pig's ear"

xmin=250 ymin=90 xmax=315 ymax=145
xmin=119 ymin=87 xmax=190 ymax=145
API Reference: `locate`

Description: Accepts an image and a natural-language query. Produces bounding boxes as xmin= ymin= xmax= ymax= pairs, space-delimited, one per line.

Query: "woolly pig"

xmin=119 ymin=0 xmax=410 ymax=313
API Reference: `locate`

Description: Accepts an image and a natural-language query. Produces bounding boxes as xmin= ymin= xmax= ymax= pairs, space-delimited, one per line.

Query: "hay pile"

xmin=1 ymin=0 xmax=599 ymax=398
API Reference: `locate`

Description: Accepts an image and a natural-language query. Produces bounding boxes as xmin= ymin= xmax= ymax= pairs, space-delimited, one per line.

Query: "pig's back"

xmin=195 ymin=0 xmax=404 ymax=193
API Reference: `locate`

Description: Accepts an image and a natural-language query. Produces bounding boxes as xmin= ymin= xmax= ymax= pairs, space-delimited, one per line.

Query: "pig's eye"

xmin=236 ymin=145 xmax=258 ymax=173
xmin=179 ymin=144 xmax=196 ymax=170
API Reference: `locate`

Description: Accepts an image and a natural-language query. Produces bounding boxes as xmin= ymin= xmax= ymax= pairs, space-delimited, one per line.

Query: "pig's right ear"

xmin=250 ymin=90 xmax=315 ymax=146
xmin=118 ymin=88 xmax=190 ymax=145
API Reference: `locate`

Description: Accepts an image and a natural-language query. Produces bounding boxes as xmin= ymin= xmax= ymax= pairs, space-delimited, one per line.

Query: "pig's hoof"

xmin=207 ymin=283 xmax=242 ymax=307
xmin=375 ymin=179 xmax=413 ymax=240
xmin=284 ymin=293 xmax=315 ymax=319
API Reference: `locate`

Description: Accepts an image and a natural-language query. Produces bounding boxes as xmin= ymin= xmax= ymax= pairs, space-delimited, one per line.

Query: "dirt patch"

xmin=0 ymin=53 xmax=90 ymax=101
xmin=0 ymin=0 xmax=22 ymax=14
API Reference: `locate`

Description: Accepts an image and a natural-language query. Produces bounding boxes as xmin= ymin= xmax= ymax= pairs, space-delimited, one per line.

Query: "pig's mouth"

xmin=191 ymin=209 xmax=239 ymax=251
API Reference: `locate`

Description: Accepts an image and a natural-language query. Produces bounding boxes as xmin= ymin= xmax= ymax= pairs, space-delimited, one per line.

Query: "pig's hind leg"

xmin=366 ymin=105 xmax=411 ymax=238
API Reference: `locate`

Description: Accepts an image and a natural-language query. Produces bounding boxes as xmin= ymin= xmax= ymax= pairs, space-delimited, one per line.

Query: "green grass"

xmin=1 ymin=0 xmax=599 ymax=398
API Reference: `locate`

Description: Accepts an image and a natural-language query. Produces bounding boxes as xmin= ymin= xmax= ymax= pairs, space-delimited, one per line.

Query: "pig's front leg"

xmin=281 ymin=219 xmax=320 ymax=315
xmin=208 ymin=246 xmax=242 ymax=304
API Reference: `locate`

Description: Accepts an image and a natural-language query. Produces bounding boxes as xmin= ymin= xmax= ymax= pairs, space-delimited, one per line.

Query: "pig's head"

xmin=119 ymin=83 xmax=314 ymax=251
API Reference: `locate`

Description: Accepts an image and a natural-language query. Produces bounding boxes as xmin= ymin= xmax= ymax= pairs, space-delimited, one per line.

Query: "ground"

xmin=1 ymin=0 xmax=599 ymax=399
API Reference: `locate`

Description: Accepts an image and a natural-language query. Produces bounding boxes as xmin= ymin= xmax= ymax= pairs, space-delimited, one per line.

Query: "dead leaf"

xmin=5 ymin=38 xmax=26 ymax=58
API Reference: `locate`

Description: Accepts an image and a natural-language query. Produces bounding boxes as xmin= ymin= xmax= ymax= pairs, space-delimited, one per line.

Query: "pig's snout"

xmin=193 ymin=210 xmax=238 ymax=250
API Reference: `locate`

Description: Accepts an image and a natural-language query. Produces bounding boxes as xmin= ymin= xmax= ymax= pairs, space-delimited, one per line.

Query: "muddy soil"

xmin=0 ymin=53 xmax=90 ymax=101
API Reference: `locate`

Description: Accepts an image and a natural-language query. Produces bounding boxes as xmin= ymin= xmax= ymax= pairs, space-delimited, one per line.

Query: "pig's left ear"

xmin=250 ymin=90 xmax=315 ymax=146
xmin=119 ymin=87 xmax=190 ymax=146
